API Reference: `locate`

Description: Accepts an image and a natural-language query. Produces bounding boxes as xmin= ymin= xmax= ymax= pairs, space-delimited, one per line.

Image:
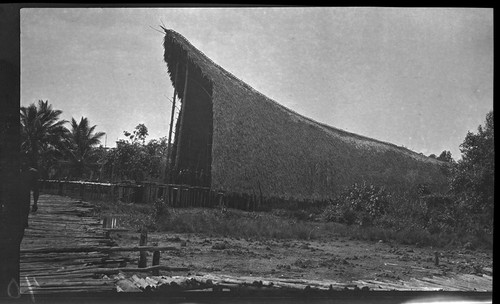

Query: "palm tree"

xmin=63 ymin=117 xmax=105 ymax=178
xmin=20 ymin=100 xmax=67 ymax=170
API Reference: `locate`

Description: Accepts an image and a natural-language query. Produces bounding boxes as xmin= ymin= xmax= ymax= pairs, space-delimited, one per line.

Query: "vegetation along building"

xmin=162 ymin=28 xmax=449 ymax=203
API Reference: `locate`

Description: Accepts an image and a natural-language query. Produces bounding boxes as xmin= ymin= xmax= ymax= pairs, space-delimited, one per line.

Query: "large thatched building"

xmin=163 ymin=29 xmax=448 ymax=201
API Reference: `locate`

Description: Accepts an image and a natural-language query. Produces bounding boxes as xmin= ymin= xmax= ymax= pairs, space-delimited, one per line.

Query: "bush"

xmin=419 ymin=194 xmax=457 ymax=234
xmin=320 ymin=182 xmax=493 ymax=249
xmin=152 ymin=198 xmax=170 ymax=222
xmin=321 ymin=182 xmax=391 ymax=226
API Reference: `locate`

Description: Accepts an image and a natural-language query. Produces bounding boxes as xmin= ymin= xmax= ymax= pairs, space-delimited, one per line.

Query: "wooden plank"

xmin=24 ymin=265 xmax=189 ymax=277
xmin=28 ymin=285 xmax=114 ymax=294
xmin=36 ymin=281 xmax=112 ymax=288
xmin=20 ymin=273 xmax=97 ymax=279
xmin=20 ymin=193 xmax=125 ymax=295
xmin=91 ymin=265 xmax=190 ymax=275
xmin=131 ymin=275 xmax=150 ymax=291
xmin=116 ymin=279 xmax=142 ymax=292
xmin=21 ymin=245 xmax=179 ymax=254
xmin=418 ymin=275 xmax=491 ymax=292
xmin=144 ymin=277 xmax=159 ymax=286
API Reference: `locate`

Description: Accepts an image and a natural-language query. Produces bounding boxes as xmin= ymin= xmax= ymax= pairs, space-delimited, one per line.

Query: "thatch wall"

xmin=163 ymin=29 xmax=449 ymax=200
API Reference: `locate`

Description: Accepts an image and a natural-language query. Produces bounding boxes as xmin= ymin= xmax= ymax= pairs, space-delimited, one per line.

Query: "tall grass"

xmin=89 ymin=190 xmax=492 ymax=250
xmin=154 ymin=207 xmax=335 ymax=240
xmin=152 ymin=206 xmax=465 ymax=248
xmin=90 ymin=199 xmax=152 ymax=231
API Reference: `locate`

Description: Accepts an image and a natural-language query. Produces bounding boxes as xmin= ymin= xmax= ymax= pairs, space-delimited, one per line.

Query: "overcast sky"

xmin=21 ymin=7 xmax=493 ymax=159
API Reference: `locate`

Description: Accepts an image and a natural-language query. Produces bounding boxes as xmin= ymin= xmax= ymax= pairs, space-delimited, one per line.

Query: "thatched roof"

xmin=163 ymin=29 xmax=449 ymax=200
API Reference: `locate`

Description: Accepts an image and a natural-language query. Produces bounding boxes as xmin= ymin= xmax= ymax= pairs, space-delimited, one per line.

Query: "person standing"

xmin=20 ymin=164 xmax=39 ymax=227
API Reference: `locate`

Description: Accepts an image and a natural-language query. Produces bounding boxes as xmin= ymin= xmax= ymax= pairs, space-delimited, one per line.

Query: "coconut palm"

xmin=63 ymin=117 xmax=105 ymax=178
xmin=20 ymin=100 xmax=67 ymax=170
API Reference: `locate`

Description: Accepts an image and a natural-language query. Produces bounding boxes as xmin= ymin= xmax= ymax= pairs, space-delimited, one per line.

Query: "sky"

xmin=21 ymin=7 xmax=493 ymax=159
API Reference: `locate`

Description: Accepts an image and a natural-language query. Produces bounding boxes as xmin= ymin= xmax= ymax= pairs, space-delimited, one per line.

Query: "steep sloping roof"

xmin=163 ymin=29 xmax=448 ymax=200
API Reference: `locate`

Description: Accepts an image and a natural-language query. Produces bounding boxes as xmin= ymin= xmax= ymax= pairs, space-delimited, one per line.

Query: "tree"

xmin=124 ymin=123 xmax=149 ymax=145
xmin=20 ymin=100 xmax=67 ymax=173
xmin=437 ymin=150 xmax=453 ymax=163
xmin=63 ymin=117 xmax=105 ymax=178
xmin=104 ymin=139 xmax=146 ymax=181
xmin=101 ymin=124 xmax=168 ymax=182
xmin=102 ymin=124 xmax=147 ymax=182
xmin=143 ymin=137 xmax=169 ymax=180
xmin=451 ymin=111 xmax=494 ymax=216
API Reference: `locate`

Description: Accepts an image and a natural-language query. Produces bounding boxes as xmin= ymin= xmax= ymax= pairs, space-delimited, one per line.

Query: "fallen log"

xmin=26 ymin=265 xmax=189 ymax=276
xmin=36 ymin=280 xmax=111 ymax=288
xmin=20 ymin=245 xmax=179 ymax=254
xmin=19 ymin=272 xmax=96 ymax=279
xmin=21 ymin=252 xmax=108 ymax=260
xmin=27 ymin=285 xmax=114 ymax=294
xmin=20 ymin=266 xmax=103 ymax=277
xmin=94 ymin=265 xmax=189 ymax=275
xmin=116 ymin=279 xmax=142 ymax=292
xmin=131 ymin=275 xmax=152 ymax=291
xmin=144 ymin=276 xmax=159 ymax=286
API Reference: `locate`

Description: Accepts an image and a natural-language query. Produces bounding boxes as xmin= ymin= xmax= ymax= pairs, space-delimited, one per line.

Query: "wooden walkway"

xmin=19 ymin=194 xmax=119 ymax=294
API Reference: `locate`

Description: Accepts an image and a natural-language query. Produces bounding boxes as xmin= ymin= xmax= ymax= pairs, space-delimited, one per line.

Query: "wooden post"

xmin=138 ymin=229 xmax=148 ymax=268
xmin=152 ymin=250 xmax=161 ymax=276
xmin=174 ymin=62 xmax=189 ymax=175
xmin=176 ymin=187 xmax=181 ymax=207
xmin=258 ymin=182 xmax=263 ymax=211
xmin=166 ymin=186 xmax=170 ymax=205
xmin=183 ymin=187 xmax=187 ymax=207
xmin=170 ymin=187 xmax=174 ymax=207
xmin=165 ymin=62 xmax=179 ymax=184
xmin=79 ymin=183 xmax=84 ymax=200
xmin=179 ymin=186 xmax=183 ymax=207
xmin=182 ymin=187 xmax=185 ymax=207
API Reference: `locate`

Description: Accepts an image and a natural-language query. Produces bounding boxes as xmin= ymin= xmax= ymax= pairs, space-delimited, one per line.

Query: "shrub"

xmin=152 ymin=198 xmax=170 ymax=222
xmin=321 ymin=182 xmax=391 ymax=226
xmin=420 ymin=194 xmax=457 ymax=234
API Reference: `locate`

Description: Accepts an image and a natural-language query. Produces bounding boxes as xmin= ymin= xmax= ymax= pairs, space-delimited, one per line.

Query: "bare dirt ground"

xmin=111 ymin=230 xmax=493 ymax=286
